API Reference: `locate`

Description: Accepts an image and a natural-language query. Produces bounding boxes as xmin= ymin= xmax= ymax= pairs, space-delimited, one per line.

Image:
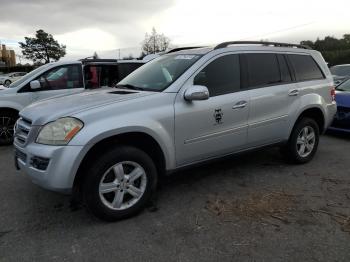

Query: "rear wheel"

xmin=4 ymin=80 xmax=11 ymax=87
xmin=82 ymin=146 xmax=158 ymax=221
xmin=0 ymin=111 xmax=17 ymax=145
xmin=283 ymin=118 xmax=319 ymax=164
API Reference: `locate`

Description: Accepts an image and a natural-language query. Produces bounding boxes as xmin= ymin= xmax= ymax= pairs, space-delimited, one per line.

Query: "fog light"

xmin=30 ymin=156 xmax=50 ymax=171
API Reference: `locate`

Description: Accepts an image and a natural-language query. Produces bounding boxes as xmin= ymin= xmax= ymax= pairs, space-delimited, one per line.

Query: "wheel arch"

xmin=293 ymin=106 xmax=325 ymax=134
xmin=73 ymin=131 xmax=167 ymax=192
xmin=0 ymin=107 xmax=20 ymax=117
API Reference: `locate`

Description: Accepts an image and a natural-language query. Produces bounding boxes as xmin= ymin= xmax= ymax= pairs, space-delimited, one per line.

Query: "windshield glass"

xmin=337 ymin=79 xmax=350 ymax=92
xmin=330 ymin=65 xmax=350 ymax=76
xmin=117 ymin=54 xmax=202 ymax=91
xmin=8 ymin=64 xmax=51 ymax=88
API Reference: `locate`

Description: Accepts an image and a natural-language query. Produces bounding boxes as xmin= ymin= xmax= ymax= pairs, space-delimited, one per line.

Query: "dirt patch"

xmin=205 ymin=191 xmax=298 ymax=224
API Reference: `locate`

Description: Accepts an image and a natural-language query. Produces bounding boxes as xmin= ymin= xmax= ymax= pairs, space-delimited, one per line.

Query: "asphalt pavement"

xmin=0 ymin=134 xmax=350 ymax=261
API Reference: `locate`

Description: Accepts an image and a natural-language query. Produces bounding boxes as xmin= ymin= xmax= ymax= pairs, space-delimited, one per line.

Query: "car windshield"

xmin=117 ymin=54 xmax=202 ymax=91
xmin=330 ymin=65 xmax=350 ymax=76
xmin=8 ymin=64 xmax=51 ymax=88
xmin=336 ymin=79 xmax=350 ymax=92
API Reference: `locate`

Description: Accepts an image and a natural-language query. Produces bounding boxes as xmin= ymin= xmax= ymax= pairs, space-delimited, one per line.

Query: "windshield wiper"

xmin=115 ymin=84 xmax=145 ymax=91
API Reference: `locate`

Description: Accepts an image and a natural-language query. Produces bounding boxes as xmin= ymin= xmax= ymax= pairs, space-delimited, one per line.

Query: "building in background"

xmin=0 ymin=45 xmax=16 ymax=67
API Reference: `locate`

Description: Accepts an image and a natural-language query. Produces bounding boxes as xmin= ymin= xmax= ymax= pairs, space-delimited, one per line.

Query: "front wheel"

xmin=282 ymin=118 xmax=319 ymax=164
xmin=82 ymin=146 xmax=158 ymax=221
xmin=0 ymin=111 xmax=17 ymax=145
xmin=4 ymin=80 xmax=11 ymax=87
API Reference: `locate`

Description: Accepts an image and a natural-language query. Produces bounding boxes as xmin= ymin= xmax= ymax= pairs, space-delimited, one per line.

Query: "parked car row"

xmin=330 ymin=64 xmax=350 ymax=85
xmin=12 ymin=41 xmax=337 ymax=221
xmin=0 ymin=72 xmax=27 ymax=87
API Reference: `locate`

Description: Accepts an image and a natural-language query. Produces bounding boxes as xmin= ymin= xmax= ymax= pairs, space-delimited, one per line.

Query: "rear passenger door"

xmin=174 ymin=54 xmax=250 ymax=166
xmin=243 ymin=53 xmax=299 ymax=146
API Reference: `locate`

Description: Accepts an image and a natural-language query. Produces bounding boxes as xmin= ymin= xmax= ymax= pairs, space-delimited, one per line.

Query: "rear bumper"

xmin=327 ymin=126 xmax=350 ymax=133
xmin=324 ymin=102 xmax=337 ymax=132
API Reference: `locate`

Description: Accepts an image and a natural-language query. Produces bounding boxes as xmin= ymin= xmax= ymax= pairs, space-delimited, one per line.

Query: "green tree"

xmin=19 ymin=29 xmax=66 ymax=64
xmin=300 ymin=34 xmax=350 ymax=66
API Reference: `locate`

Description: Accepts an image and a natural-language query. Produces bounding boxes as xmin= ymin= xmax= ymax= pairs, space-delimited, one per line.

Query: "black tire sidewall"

xmin=4 ymin=80 xmax=11 ymax=86
xmin=82 ymin=146 xmax=158 ymax=221
xmin=0 ymin=111 xmax=17 ymax=145
xmin=287 ymin=118 xmax=320 ymax=164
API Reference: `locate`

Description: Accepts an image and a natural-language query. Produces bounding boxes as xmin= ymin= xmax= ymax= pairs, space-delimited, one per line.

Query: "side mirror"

xmin=30 ymin=80 xmax=41 ymax=90
xmin=184 ymin=85 xmax=209 ymax=101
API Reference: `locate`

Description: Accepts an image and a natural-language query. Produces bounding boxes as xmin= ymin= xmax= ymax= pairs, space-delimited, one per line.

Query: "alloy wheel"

xmin=296 ymin=126 xmax=315 ymax=158
xmin=99 ymin=161 xmax=147 ymax=210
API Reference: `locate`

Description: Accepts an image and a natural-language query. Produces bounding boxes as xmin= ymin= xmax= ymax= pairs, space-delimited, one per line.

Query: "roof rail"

xmin=214 ymin=41 xmax=311 ymax=50
xmin=80 ymin=58 xmax=119 ymax=63
xmin=166 ymin=46 xmax=205 ymax=53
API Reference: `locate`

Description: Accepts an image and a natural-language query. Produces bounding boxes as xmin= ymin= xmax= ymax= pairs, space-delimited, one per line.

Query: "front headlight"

xmin=36 ymin=117 xmax=84 ymax=145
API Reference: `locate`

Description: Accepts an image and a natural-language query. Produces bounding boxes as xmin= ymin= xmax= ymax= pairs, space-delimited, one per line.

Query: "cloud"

xmin=1 ymin=0 xmax=350 ymax=61
xmin=0 ymin=0 xmax=175 ymax=59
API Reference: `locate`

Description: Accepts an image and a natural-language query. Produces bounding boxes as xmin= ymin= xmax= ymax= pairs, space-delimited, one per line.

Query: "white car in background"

xmin=0 ymin=72 xmax=27 ymax=87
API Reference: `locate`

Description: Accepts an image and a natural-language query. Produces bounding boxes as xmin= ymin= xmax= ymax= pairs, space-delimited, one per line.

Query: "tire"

xmin=0 ymin=111 xmax=17 ymax=145
xmin=283 ymin=117 xmax=319 ymax=164
xmin=4 ymin=80 xmax=11 ymax=87
xmin=82 ymin=145 xmax=158 ymax=221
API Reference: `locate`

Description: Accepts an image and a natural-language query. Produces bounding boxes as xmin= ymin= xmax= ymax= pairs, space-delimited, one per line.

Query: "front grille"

xmin=15 ymin=117 xmax=32 ymax=146
xmin=15 ymin=148 xmax=27 ymax=162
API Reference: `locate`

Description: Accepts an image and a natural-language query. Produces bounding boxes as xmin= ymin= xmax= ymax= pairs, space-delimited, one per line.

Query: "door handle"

xmin=232 ymin=100 xmax=247 ymax=109
xmin=288 ymin=89 xmax=299 ymax=96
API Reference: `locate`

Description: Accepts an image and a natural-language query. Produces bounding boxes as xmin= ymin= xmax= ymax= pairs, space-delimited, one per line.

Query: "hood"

xmin=335 ymin=91 xmax=350 ymax=107
xmin=0 ymin=85 xmax=7 ymax=90
xmin=20 ymin=88 xmax=156 ymax=125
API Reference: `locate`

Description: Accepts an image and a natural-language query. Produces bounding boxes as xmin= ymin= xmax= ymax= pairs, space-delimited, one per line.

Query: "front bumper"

xmin=14 ymin=142 xmax=84 ymax=194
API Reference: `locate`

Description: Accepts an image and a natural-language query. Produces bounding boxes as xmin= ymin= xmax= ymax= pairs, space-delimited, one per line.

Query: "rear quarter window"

xmin=288 ymin=54 xmax=324 ymax=82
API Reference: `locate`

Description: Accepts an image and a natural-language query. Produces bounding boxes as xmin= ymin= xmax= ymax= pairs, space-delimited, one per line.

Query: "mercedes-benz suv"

xmin=14 ymin=41 xmax=337 ymax=221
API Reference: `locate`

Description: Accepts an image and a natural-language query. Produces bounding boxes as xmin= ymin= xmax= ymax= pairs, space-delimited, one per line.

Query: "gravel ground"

xmin=0 ymin=134 xmax=350 ymax=262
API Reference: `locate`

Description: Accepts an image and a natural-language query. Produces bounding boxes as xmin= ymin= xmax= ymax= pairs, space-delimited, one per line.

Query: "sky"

xmin=0 ymin=0 xmax=350 ymax=63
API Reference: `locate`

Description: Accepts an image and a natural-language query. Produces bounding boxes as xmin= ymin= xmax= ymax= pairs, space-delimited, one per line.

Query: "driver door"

xmin=32 ymin=64 xmax=84 ymax=102
xmin=174 ymin=54 xmax=250 ymax=166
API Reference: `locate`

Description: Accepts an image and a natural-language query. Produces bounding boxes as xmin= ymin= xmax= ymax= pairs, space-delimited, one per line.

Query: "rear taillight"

xmin=331 ymin=86 xmax=336 ymax=101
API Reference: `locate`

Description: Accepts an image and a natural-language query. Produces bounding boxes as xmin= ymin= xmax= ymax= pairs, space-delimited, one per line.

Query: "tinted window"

xmin=245 ymin=53 xmax=280 ymax=88
xmin=277 ymin=55 xmax=292 ymax=83
xmin=288 ymin=54 xmax=324 ymax=81
xmin=35 ymin=64 xmax=83 ymax=91
xmin=193 ymin=54 xmax=240 ymax=97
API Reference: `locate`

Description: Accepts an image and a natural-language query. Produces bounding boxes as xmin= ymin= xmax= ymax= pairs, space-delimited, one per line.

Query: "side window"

xmin=288 ymin=54 xmax=324 ymax=81
xmin=193 ymin=54 xmax=240 ymax=97
xmin=245 ymin=53 xmax=280 ymax=88
xmin=36 ymin=64 xmax=83 ymax=91
xmin=277 ymin=55 xmax=292 ymax=83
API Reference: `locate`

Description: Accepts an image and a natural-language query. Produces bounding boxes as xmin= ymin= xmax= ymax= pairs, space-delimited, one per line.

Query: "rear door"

xmin=174 ymin=53 xmax=250 ymax=166
xmin=244 ymin=53 xmax=299 ymax=146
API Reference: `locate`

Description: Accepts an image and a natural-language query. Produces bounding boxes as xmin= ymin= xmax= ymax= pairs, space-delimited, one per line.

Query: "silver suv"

xmin=14 ymin=41 xmax=337 ymax=221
